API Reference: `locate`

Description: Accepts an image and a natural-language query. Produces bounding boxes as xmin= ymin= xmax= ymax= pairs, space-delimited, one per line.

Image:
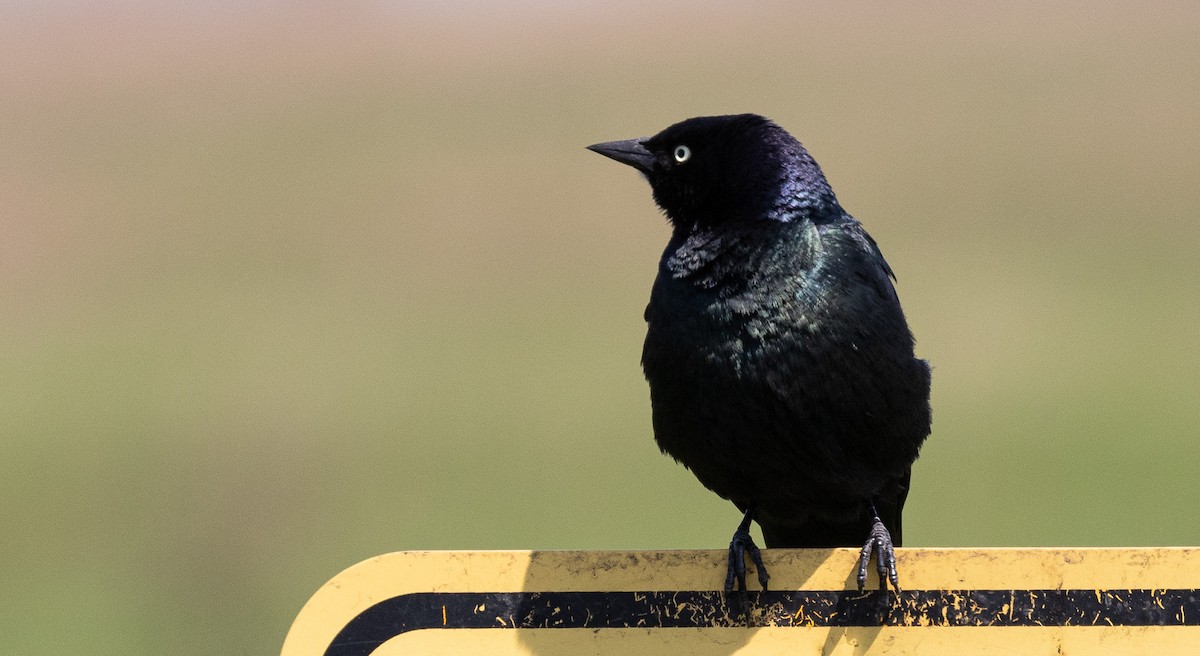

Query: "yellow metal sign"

xmin=282 ymin=548 xmax=1200 ymax=655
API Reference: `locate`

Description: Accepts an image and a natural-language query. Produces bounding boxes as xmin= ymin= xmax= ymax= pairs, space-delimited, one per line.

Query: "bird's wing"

xmin=860 ymin=228 xmax=897 ymax=281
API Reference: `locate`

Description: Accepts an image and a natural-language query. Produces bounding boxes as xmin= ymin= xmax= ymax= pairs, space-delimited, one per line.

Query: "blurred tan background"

xmin=3 ymin=1 xmax=1198 ymax=653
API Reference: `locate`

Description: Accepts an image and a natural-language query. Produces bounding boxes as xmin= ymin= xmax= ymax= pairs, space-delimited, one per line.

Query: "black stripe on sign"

xmin=324 ymin=588 xmax=1200 ymax=655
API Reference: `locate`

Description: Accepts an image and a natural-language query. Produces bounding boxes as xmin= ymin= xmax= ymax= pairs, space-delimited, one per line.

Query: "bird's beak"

xmin=586 ymin=138 xmax=656 ymax=174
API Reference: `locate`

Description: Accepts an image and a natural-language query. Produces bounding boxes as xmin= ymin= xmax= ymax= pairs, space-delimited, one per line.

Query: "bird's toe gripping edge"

xmin=724 ymin=512 xmax=770 ymax=596
xmin=856 ymin=515 xmax=900 ymax=595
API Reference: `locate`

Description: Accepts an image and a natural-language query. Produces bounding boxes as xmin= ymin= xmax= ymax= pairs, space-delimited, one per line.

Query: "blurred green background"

xmin=3 ymin=1 xmax=1198 ymax=653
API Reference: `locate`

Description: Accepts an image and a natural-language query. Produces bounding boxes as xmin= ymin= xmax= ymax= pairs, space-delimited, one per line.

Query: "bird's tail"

xmin=759 ymin=471 xmax=909 ymax=548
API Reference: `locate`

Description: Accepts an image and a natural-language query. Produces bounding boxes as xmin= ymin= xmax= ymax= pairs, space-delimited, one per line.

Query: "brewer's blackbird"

xmin=587 ymin=114 xmax=931 ymax=596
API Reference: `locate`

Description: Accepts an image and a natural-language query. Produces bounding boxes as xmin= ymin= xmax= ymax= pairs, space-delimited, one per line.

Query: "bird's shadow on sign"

xmin=813 ymin=568 xmax=889 ymax=656
xmin=748 ymin=555 xmax=888 ymax=655
xmin=512 ymin=550 xmax=887 ymax=655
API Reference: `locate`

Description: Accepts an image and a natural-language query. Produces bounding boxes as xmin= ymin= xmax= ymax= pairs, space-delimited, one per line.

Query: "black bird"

xmin=587 ymin=114 xmax=931 ymax=596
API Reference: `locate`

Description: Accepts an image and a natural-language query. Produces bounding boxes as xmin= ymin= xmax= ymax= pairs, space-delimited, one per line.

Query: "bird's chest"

xmin=642 ymin=271 xmax=816 ymax=384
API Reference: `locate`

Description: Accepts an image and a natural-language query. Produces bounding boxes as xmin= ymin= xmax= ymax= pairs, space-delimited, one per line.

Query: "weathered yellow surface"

xmin=281 ymin=548 xmax=1200 ymax=655
xmin=366 ymin=626 xmax=1196 ymax=655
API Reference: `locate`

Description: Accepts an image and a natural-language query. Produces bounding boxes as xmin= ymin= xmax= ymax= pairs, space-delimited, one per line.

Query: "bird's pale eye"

xmin=673 ymin=145 xmax=691 ymax=163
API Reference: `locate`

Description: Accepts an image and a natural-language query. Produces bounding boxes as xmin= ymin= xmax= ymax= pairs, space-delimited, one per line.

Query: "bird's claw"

xmin=724 ymin=513 xmax=769 ymax=595
xmin=857 ymin=515 xmax=900 ymax=594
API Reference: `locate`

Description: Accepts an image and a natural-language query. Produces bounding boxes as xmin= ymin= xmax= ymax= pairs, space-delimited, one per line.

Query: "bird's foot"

xmin=724 ymin=509 xmax=770 ymax=596
xmin=856 ymin=512 xmax=900 ymax=595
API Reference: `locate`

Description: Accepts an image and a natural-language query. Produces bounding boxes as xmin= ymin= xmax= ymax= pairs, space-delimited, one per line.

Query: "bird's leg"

xmin=724 ymin=508 xmax=770 ymax=595
xmin=856 ymin=502 xmax=900 ymax=594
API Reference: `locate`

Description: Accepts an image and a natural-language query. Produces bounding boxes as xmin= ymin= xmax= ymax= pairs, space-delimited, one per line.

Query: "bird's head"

xmin=587 ymin=114 xmax=839 ymax=230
